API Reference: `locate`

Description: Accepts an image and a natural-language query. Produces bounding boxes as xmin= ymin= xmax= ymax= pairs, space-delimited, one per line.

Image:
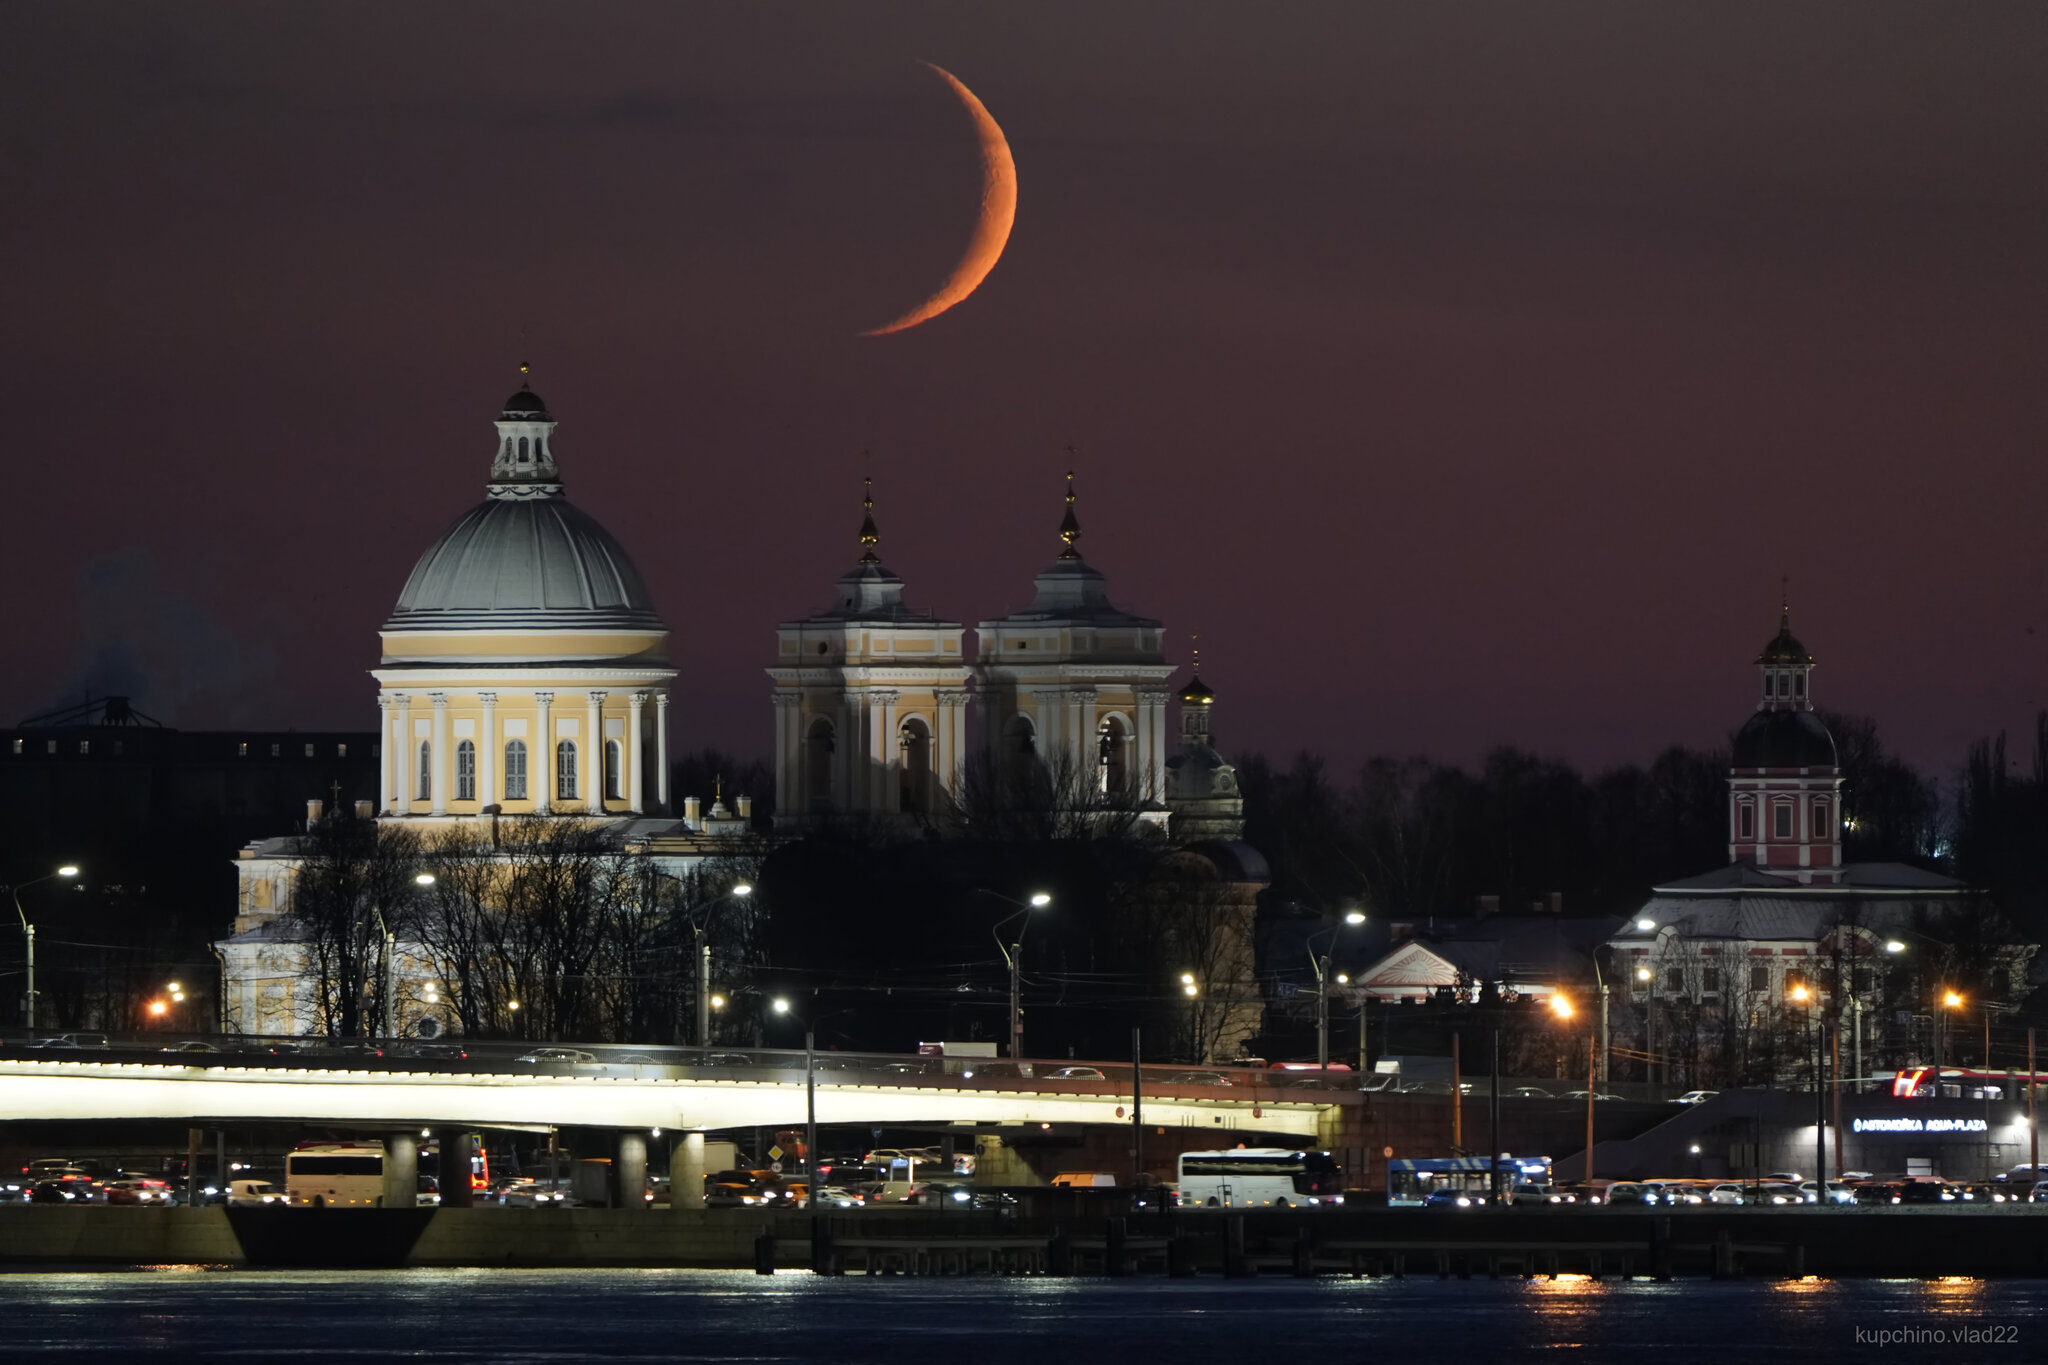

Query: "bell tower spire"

xmin=1755 ymin=582 xmax=1815 ymax=711
xmin=1057 ymin=467 xmax=1082 ymax=560
xmin=858 ymin=475 xmax=881 ymax=566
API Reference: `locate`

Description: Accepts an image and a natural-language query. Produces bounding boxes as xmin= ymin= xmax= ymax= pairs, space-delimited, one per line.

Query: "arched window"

xmin=806 ymin=717 xmax=835 ymax=811
xmin=1097 ymin=715 xmax=1130 ymax=794
xmin=416 ymin=741 xmax=431 ymax=801
xmin=899 ymin=717 xmax=931 ymax=813
xmin=455 ymin=740 xmax=476 ymax=801
xmin=556 ymin=740 xmax=578 ymax=802
xmin=604 ymin=739 xmax=623 ymax=801
xmin=518 ymin=436 xmax=530 ymax=464
xmin=504 ymin=740 xmax=528 ymax=800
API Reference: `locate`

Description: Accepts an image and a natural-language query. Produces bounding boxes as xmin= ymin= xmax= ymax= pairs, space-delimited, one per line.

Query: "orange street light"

xmin=146 ymin=999 xmax=168 ymax=1018
xmin=1550 ymin=995 xmax=1574 ymax=1020
xmin=1944 ymin=990 xmax=1964 ymax=1009
xmin=1791 ymin=984 xmax=1810 ymax=1004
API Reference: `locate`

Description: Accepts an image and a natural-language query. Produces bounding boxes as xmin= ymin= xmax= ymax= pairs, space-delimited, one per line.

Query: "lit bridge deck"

xmin=0 ymin=1055 xmax=1334 ymax=1136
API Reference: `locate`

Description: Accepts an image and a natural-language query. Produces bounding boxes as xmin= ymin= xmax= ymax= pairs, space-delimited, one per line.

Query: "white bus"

xmin=286 ymin=1142 xmax=385 ymax=1207
xmin=1174 ymin=1148 xmax=1344 ymax=1208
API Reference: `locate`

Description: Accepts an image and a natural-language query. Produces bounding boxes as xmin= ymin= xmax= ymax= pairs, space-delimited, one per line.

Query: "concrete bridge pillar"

xmin=382 ymin=1132 xmax=419 ymax=1209
xmin=671 ymin=1132 xmax=706 ymax=1212
xmin=615 ymin=1131 xmax=648 ymax=1211
xmin=437 ymin=1130 xmax=475 ymax=1208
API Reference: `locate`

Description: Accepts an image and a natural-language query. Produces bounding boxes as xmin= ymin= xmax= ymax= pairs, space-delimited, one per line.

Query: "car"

xmin=1751 ymin=1181 xmax=1807 ymax=1206
xmin=514 ymin=1048 xmax=599 ymax=1064
xmin=1800 ymin=1180 xmax=1855 ymax=1206
xmin=30 ymin=1033 xmax=111 ymax=1050
xmin=1047 ymin=1066 xmax=1107 ymax=1081
xmin=162 ymin=1040 xmax=220 ymax=1054
xmin=103 ymin=1178 xmax=175 ymax=1206
xmin=495 ymin=1178 xmax=569 ymax=1208
xmin=1896 ymin=1181 xmax=1961 ymax=1205
xmin=1422 ymin=1188 xmax=1489 ymax=1209
xmin=863 ymin=1147 xmax=943 ymax=1171
xmin=1601 ymin=1182 xmax=1659 ymax=1206
xmin=958 ymin=1061 xmax=1034 ymax=1080
xmin=1641 ymin=1180 xmax=1704 ymax=1206
xmin=1672 ymin=1090 xmax=1719 ymax=1105
xmin=410 ymin=1044 xmax=470 ymax=1060
xmin=1508 ymin=1182 xmax=1575 ymax=1205
xmin=1561 ymin=1090 xmax=1624 ymax=1102
xmin=1705 ymin=1182 xmax=1749 ymax=1206
xmin=1764 ymin=1172 xmax=1804 ymax=1184
xmin=1162 ymin=1071 xmax=1234 ymax=1086
xmin=224 ymin=1178 xmax=289 ymax=1207
xmin=328 ymin=1041 xmax=386 ymax=1059
xmin=2030 ymin=1181 xmax=2048 ymax=1205
xmin=611 ymin=1053 xmax=659 ymax=1065
xmin=704 ymin=1171 xmax=770 ymax=1207
xmin=30 ymin=1179 xmax=87 ymax=1203
xmin=691 ymin=1052 xmax=757 ymax=1068
xmin=811 ymin=1184 xmax=866 ymax=1208
xmin=1508 ymin=1086 xmax=1555 ymax=1099
xmin=1854 ymin=1182 xmax=1905 ymax=1206
xmin=928 ymin=1182 xmax=1018 ymax=1211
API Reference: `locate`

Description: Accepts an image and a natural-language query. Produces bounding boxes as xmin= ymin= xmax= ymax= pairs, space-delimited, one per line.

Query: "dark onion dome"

xmin=501 ymin=386 xmax=551 ymax=420
xmin=1732 ymin=708 xmax=1837 ymax=769
xmin=1180 ymin=675 xmax=1215 ymax=705
xmin=385 ymin=496 xmax=662 ymax=633
xmin=1755 ymin=617 xmax=1811 ymax=667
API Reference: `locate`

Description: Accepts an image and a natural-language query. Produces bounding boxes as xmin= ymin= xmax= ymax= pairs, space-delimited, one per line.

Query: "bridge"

xmin=0 ymin=1051 xmax=1333 ymax=1138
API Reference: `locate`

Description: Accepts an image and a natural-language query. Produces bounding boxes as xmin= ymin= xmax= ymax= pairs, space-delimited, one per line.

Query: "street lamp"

xmin=766 ymin=996 xmax=819 ymax=1207
xmin=9 ymin=864 xmax=79 ymax=1031
xmin=982 ymin=890 xmax=1052 ymax=1060
xmin=685 ymin=883 xmax=752 ymax=1047
xmin=1308 ymin=908 xmax=1367 ymax=1068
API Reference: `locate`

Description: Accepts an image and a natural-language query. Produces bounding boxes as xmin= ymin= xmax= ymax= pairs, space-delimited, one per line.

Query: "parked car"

xmin=1853 ymin=1182 xmax=1905 ymax=1206
xmin=1641 ymin=1180 xmax=1704 ymax=1206
xmin=1508 ymin=1182 xmax=1575 ymax=1205
xmin=514 ymin=1048 xmax=599 ymax=1065
xmin=1672 ymin=1090 xmax=1719 ymax=1105
xmin=1602 ymin=1183 xmax=1659 ymax=1207
xmin=1896 ymin=1181 xmax=1962 ymax=1205
xmin=1705 ymin=1182 xmax=1749 ymax=1206
xmin=1507 ymin=1086 xmax=1554 ymax=1099
xmin=1800 ymin=1180 xmax=1855 ymax=1206
xmin=1751 ymin=1182 xmax=1808 ymax=1206
xmin=1046 ymin=1066 xmax=1108 ymax=1081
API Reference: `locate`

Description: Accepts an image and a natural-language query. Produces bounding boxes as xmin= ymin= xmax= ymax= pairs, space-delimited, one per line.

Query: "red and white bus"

xmin=1892 ymin=1066 xmax=2045 ymax=1099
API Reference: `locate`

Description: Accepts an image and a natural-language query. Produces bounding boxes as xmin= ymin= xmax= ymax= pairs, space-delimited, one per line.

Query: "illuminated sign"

xmin=1851 ymin=1116 xmax=1989 ymax=1135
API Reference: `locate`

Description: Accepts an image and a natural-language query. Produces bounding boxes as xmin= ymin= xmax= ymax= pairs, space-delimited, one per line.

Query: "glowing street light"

xmin=1030 ymin=892 xmax=1051 ymax=908
xmin=1635 ymin=967 xmax=1652 ymax=983
xmin=772 ymin=997 xmax=791 ymax=1015
xmin=415 ymin=872 xmax=436 ymax=886
xmin=1791 ymin=983 xmax=1810 ymax=1004
xmin=1943 ymin=990 xmax=1964 ymax=1009
xmin=1551 ymin=994 xmax=1574 ymax=1020
xmin=709 ymin=994 xmax=727 ymax=1011
xmin=10 ymin=864 xmax=80 ymax=1031
xmin=1884 ymin=940 xmax=1906 ymax=954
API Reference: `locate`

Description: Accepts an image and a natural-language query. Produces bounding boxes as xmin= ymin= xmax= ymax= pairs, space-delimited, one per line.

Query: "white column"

xmin=1076 ymin=687 xmax=1099 ymax=787
xmin=378 ymin=696 xmax=394 ymax=814
xmin=478 ymin=692 xmax=497 ymax=808
xmin=628 ymin=691 xmax=647 ymax=814
xmin=535 ymin=692 xmax=554 ymax=816
xmin=771 ymin=692 xmax=798 ymax=815
xmin=1140 ymin=689 xmax=1171 ymax=802
xmin=881 ymin=690 xmax=901 ymax=813
xmin=429 ymin=693 xmax=449 ymax=816
xmin=586 ymin=691 xmax=606 ymax=808
xmin=656 ymin=693 xmax=671 ymax=812
xmin=395 ymin=693 xmax=412 ymax=811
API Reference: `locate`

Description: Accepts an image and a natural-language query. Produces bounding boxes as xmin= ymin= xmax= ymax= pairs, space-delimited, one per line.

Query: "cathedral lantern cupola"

xmin=1179 ymin=640 xmax=1216 ymax=747
xmin=1727 ymin=596 xmax=1842 ymax=884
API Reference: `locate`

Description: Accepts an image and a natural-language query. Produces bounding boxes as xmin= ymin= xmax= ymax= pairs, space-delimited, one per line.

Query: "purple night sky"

xmin=3 ymin=3 xmax=2044 ymax=781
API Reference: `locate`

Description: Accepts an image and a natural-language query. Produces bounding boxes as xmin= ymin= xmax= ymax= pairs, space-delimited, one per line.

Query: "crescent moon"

xmin=862 ymin=64 xmax=1017 ymax=337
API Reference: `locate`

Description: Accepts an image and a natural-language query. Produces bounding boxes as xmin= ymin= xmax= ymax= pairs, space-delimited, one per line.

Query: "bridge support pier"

xmin=383 ymin=1132 xmax=419 ymax=1209
xmin=438 ymin=1130 xmax=475 ymax=1208
xmin=615 ymin=1131 xmax=648 ymax=1211
xmin=672 ymin=1132 xmax=706 ymax=1212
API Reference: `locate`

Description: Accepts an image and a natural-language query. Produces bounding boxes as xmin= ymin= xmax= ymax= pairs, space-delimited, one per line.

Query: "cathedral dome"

xmin=382 ymin=384 xmax=663 ymax=635
xmin=386 ymin=497 xmax=661 ymax=632
xmin=1732 ymin=708 xmax=1836 ymax=769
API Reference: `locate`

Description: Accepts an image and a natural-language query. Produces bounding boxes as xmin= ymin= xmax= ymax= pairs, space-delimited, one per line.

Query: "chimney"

xmin=305 ymin=798 xmax=324 ymax=827
xmin=355 ymin=800 xmax=375 ymax=820
xmin=736 ymin=795 xmax=753 ymax=819
xmin=684 ymin=795 xmax=702 ymax=827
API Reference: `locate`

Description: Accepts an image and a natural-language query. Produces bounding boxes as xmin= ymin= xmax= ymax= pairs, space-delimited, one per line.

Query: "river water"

xmin=0 ymin=1268 xmax=2035 ymax=1361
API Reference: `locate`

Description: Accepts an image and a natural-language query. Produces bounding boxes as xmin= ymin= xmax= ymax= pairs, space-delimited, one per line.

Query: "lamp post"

xmin=1309 ymin=909 xmax=1367 ymax=1068
xmin=1180 ymin=972 xmax=1202 ymax=1063
xmin=983 ymin=890 xmax=1051 ymax=1060
xmin=1553 ymin=993 xmax=1595 ymax=1187
xmin=770 ymin=997 xmax=818 ymax=1207
xmin=684 ymin=883 xmax=752 ymax=1047
xmin=9 ymin=865 xmax=79 ymax=1031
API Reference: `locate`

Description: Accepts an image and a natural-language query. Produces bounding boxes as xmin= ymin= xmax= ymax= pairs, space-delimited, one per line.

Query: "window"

xmin=504 ymin=740 xmax=528 ymax=800
xmin=417 ymin=741 xmax=432 ymax=800
xmin=1812 ymin=801 xmax=1828 ymax=839
xmin=1773 ymin=803 xmax=1793 ymax=839
xmin=899 ymin=718 xmax=932 ymax=813
xmin=79 ymin=740 xmax=90 ymax=755
xmin=1738 ymin=803 xmax=1755 ymax=840
xmin=1793 ymin=674 xmax=1806 ymax=698
xmin=1702 ymin=967 xmax=1720 ymax=994
xmin=556 ymin=740 xmax=578 ymax=801
xmin=45 ymin=740 xmax=55 ymax=754
xmin=304 ymin=743 xmax=315 ymax=758
xmin=806 ymin=718 xmax=835 ymax=811
xmin=604 ymin=740 xmax=622 ymax=801
xmin=337 ymin=743 xmax=348 ymax=758
xmin=1750 ymin=964 xmax=1770 ymax=992
xmin=271 ymin=743 xmax=281 ymax=758
xmin=1776 ymin=674 xmax=1789 ymax=697
xmin=1097 ymin=716 xmax=1130 ymax=793
xmin=1664 ymin=967 xmax=1684 ymax=993
xmin=238 ymin=742 xmax=248 ymax=757
xmin=456 ymin=740 xmax=476 ymax=801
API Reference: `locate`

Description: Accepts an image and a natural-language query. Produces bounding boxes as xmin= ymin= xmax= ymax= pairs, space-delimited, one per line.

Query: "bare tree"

xmin=281 ymin=815 xmax=423 ymax=1039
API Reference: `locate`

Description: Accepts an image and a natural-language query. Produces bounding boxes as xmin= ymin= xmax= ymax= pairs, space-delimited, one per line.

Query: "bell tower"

xmin=1727 ymin=593 xmax=1843 ymax=883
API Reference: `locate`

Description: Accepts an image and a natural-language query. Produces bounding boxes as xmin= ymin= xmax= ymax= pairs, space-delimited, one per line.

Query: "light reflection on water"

xmin=0 ymin=1269 xmax=2039 ymax=1362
